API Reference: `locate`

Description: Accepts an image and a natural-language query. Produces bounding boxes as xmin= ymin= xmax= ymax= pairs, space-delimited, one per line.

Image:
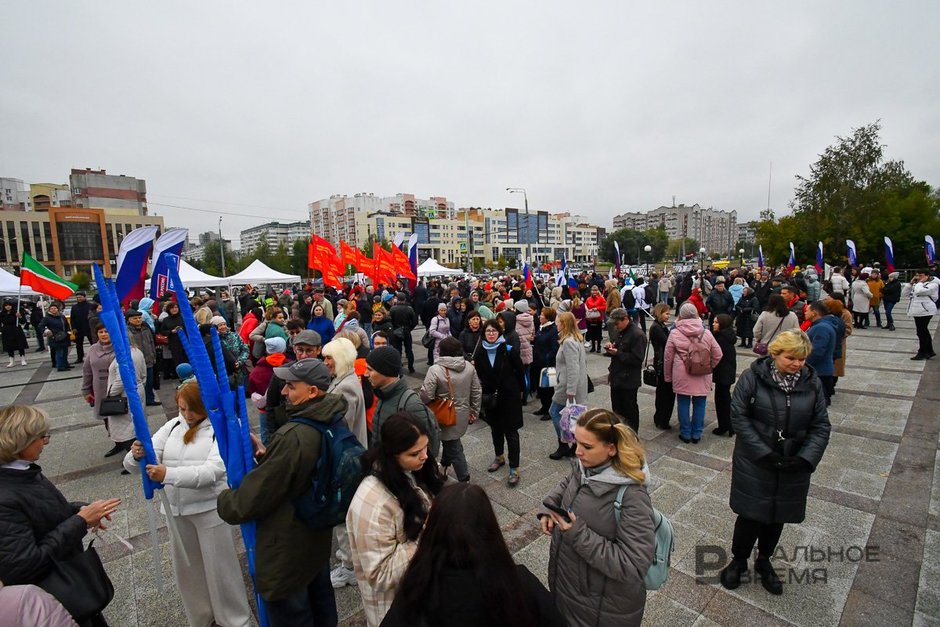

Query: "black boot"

xmin=549 ymin=440 xmax=569 ymax=460
xmin=746 ymin=339 xmax=753 ymax=348
xmin=566 ymin=443 xmax=577 ymax=457
xmin=887 ymin=324 xmax=896 ymax=331
xmin=720 ymin=558 xmax=748 ymax=590
xmin=755 ymin=557 xmax=783 ymax=595
xmin=104 ymin=443 xmax=125 ymax=458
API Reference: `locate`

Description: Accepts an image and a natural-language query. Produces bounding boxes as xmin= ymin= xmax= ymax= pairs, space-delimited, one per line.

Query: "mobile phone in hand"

xmin=543 ymin=500 xmax=571 ymax=523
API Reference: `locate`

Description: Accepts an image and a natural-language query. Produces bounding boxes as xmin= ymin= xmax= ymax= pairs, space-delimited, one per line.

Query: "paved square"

xmin=15 ymin=312 xmax=939 ymax=626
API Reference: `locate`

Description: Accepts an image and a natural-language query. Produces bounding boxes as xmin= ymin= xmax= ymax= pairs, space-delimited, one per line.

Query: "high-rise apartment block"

xmin=613 ymin=203 xmax=737 ymax=254
xmin=69 ymin=168 xmax=148 ymax=216
xmin=239 ymin=220 xmax=311 ymax=254
xmin=309 ymin=193 xmax=455 ymax=248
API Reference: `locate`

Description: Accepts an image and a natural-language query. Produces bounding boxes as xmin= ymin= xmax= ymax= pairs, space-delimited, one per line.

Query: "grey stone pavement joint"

xmin=12 ymin=312 xmax=939 ymax=626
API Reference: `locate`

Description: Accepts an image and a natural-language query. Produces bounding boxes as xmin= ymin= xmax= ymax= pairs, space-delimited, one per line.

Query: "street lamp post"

xmin=699 ymin=246 xmax=707 ymax=276
xmin=738 ymin=248 xmax=745 ymax=269
xmin=506 ymin=187 xmax=532 ymax=264
xmin=644 ymin=244 xmax=652 ymax=277
xmin=219 ymin=217 xmax=226 ymax=277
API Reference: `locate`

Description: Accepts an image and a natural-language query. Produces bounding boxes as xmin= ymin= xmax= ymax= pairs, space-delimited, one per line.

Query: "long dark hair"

xmin=765 ymin=293 xmax=789 ymax=317
xmin=394 ymin=483 xmax=537 ymax=626
xmin=361 ymin=412 xmax=445 ymax=540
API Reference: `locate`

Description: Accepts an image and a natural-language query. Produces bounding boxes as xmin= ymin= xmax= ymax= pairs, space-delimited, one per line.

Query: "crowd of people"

xmin=0 ymin=259 xmax=936 ymax=626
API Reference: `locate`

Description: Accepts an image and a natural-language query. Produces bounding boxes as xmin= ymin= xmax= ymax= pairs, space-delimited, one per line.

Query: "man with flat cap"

xmin=264 ymin=330 xmax=323 ymax=434
xmin=218 ymin=358 xmax=348 ymax=627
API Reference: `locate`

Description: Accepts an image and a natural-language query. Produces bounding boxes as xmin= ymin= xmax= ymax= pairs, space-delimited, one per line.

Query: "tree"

xmin=601 ymin=226 xmax=668 ymax=265
xmin=191 ymin=241 xmax=240 ymax=277
xmin=71 ymin=270 xmax=91 ymax=291
xmin=665 ymin=238 xmax=700 ymax=261
xmin=270 ymin=241 xmax=291 ymax=273
xmin=360 ymin=235 xmax=390 ymax=259
xmin=290 ymin=238 xmax=309 ymax=278
xmin=758 ymin=122 xmax=940 ymax=269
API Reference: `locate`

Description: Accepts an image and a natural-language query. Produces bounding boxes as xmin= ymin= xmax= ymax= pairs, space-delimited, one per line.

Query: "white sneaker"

xmin=20 ymin=357 xmax=27 ymax=366
xmin=330 ymin=565 xmax=357 ymax=588
xmin=5 ymin=359 xmax=13 ymax=368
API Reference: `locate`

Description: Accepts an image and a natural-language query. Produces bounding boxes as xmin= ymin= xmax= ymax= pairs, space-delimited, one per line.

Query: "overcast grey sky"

xmin=2 ymin=1 xmax=938 ymax=247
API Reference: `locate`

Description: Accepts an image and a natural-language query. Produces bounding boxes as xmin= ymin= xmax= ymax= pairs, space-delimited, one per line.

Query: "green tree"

xmin=601 ymin=226 xmax=668 ymax=265
xmin=190 ymin=241 xmax=240 ymax=277
xmin=360 ymin=235 xmax=390 ymax=259
xmin=665 ymin=238 xmax=700 ymax=261
xmin=71 ymin=270 xmax=91 ymax=291
xmin=253 ymin=236 xmax=272 ymax=266
xmin=290 ymin=238 xmax=309 ymax=277
xmin=758 ymin=122 xmax=940 ymax=269
xmin=270 ymin=241 xmax=291 ymax=273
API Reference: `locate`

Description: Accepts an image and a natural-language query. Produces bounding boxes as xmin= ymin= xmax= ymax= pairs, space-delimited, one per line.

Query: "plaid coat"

xmin=346 ymin=475 xmax=430 ymax=627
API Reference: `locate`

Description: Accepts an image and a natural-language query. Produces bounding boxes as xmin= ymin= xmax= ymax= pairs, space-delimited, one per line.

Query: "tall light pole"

xmin=699 ymin=247 xmax=707 ymax=277
xmin=219 ymin=217 xmax=226 ymax=277
xmin=739 ymin=248 xmax=745 ymax=269
xmin=506 ymin=187 xmax=532 ymax=265
xmin=644 ymin=244 xmax=652 ymax=277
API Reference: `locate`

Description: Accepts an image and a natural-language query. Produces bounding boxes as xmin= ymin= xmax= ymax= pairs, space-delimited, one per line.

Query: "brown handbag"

xmin=427 ymin=367 xmax=457 ymax=428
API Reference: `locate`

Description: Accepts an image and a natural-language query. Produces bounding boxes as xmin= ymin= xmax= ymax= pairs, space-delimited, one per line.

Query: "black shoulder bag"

xmin=39 ymin=538 xmax=114 ymax=621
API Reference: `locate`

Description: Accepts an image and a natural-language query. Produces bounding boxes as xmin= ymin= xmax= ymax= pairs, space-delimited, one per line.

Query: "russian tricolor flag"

xmin=613 ymin=241 xmax=621 ymax=277
xmin=884 ymin=236 xmax=895 ymax=273
xmin=408 ymin=233 xmax=418 ymax=280
xmin=115 ymin=226 xmax=158 ymax=306
xmin=846 ymin=239 xmax=858 ymax=267
xmin=927 ymin=235 xmax=937 ymax=265
xmin=149 ymin=228 xmax=188 ymax=306
xmin=758 ymin=245 xmax=764 ymax=269
xmin=815 ymin=241 xmax=824 ymax=274
xmin=523 ymin=259 xmax=533 ymax=291
xmin=787 ymin=242 xmax=796 ymax=273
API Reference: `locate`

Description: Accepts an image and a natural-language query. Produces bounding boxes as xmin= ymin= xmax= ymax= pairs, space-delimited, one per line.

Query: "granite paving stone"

xmin=13 ymin=311 xmax=937 ymax=626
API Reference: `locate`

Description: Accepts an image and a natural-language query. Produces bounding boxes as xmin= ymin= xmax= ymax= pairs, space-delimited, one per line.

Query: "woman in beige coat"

xmin=346 ymin=413 xmax=446 ymax=627
xmin=753 ymin=294 xmax=800 ymax=348
xmin=825 ymin=297 xmax=854 ymax=380
xmin=420 ymin=336 xmax=482 ymax=482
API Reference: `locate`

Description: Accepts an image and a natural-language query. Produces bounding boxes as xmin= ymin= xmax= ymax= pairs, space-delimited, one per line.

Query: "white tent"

xmin=145 ymin=259 xmax=230 ymax=289
xmin=224 ymin=260 xmax=301 ymax=285
xmin=417 ymin=258 xmax=463 ymax=277
xmin=0 ymin=267 xmax=41 ymax=297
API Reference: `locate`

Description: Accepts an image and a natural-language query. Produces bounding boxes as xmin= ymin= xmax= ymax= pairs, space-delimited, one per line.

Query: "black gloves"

xmin=761 ymin=453 xmax=813 ymax=473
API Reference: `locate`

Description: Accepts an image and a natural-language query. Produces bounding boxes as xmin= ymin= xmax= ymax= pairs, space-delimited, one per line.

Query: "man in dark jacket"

xmin=365 ymin=346 xmax=441 ymax=458
xmin=604 ymin=308 xmax=646 ymax=432
xmin=126 ymin=310 xmax=160 ymax=406
xmin=805 ymin=302 xmax=836 ymax=405
xmin=218 ymin=359 xmax=346 ymax=626
xmin=388 ymin=293 xmax=418 ymax=374
xmin=69 ymin=291 xmax=92 ymax=363
xmin=705 ymin=281 xmax=735 ymax=324
xmin=780 ymin=285 xmax=805 ymax=324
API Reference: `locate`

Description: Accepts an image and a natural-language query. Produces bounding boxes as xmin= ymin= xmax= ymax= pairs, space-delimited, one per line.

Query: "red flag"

xmin=390 ymin=245 xmax=416 ymax=280
xmin=340 ymin=241 xmax=362 ymax=271
xmin=310 ymin=235 xmax=344 ymax=286
xmin=374 ymin=246 xmax=398 ymax=285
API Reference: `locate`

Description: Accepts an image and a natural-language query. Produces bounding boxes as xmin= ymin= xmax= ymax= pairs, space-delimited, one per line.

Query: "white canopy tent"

xmin=224 ymin=260 xmax=301 ymax=285
xmin=145 ymin=259 xmax=230 ymax=289
xmin=416 ymin=258 xmax=463 ymax=277
xmin=0 ymin=267 xmax=41 ymax=297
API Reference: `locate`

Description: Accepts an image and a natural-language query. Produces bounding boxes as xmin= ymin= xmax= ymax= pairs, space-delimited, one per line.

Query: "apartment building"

xmin=239 ymin=220 xmax=311 ymax=254
xmin=613 ymin=203 xmax=737 ymax=254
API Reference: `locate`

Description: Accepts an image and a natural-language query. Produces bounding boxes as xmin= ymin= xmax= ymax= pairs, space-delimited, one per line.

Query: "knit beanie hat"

xmin=265 ymin=337 xmax=287 ymax=355
xmin=514 ymin=299 xmax=529 ymax=314
xmin=210 ymin=316 xmax=226 ymax=326
xmin=366 ymin=346 xmax=402 ymax=378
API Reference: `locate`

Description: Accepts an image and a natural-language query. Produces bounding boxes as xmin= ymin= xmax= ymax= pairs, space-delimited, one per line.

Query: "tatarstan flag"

xmin=21 ymin=253 xmax=77 ymax=300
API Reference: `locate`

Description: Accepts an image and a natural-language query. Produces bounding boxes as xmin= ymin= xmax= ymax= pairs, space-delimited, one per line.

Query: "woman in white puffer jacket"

xmin=123 ymin=381 xmax=251 ymax=627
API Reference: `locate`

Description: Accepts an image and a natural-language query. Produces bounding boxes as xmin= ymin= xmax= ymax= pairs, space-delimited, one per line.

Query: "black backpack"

xmin=644 ymin=283 xmax=655 ymax=304
xmin=622 ymin=288 xmax=636 ymax=310
xmin=291 ymin=412 xmax=366 ymax=530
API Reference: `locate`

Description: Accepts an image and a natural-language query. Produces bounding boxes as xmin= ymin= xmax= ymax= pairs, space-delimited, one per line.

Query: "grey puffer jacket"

xmin=543 ymin=461 xmax=655 ymax=627
xmin=552 ymin=338 xmax=588 ymax=406
xmin=420 ymin=356 xmax=482 ymax=441
xmin=729 ymin=357 xmax=831 ymax=524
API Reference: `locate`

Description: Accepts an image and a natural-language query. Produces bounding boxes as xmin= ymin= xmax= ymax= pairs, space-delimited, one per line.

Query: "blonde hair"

xmin=175 ymin=382 xmax=208 ymax=445
xmin=577 ymin=408 xmax=646 ymax=483
xmin=322 ymin=337 xmax=356 ymax=378
xmin=556 ymin=311 xmax=584 ymax=343
xmin=334 ymin=329 xmax=362 ymax=349
xmin=768 ymin=329 xmax=813 ymax=359
xmin=651 ymin=303 xmax=671 ymax=320
xmin=0 ymin=406 xmax=49 ymax=464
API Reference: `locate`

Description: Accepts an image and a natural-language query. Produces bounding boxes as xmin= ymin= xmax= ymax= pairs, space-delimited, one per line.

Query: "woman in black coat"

xmin=0 ymin=405 xmax=121 ymax=625
xmin=473 ymin=320 xmax=525 ymax=488
xmin=159 ymin=301 xmax=189 ymax=372
xmin=648 ymin=304 xmax=675 ymax=430
xmin=39 ymin=303 xmax=71 ymax=371
xmin=734 ymin=286 xmax=759 ymax=348
xmin=1 ymin=300 xmax=28 ymax=367
xmin=711 ymin=314 xmax=737 ymax=436
xmin=532 ymin=307 xmax=560 ymax=417
xmin=720 ymin=330 xmax=830 ymax=596
xmin=458 ymin=310 xmax=483 ymax=360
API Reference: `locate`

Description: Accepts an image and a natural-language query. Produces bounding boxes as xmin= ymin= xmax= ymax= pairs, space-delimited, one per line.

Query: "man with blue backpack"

xmin=218 ymin=358 xmax=351 ymax=627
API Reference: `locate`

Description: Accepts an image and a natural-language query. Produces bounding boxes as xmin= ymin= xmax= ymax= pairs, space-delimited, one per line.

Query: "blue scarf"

xmin=482 ymin=336 xmax=507 ymax=367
